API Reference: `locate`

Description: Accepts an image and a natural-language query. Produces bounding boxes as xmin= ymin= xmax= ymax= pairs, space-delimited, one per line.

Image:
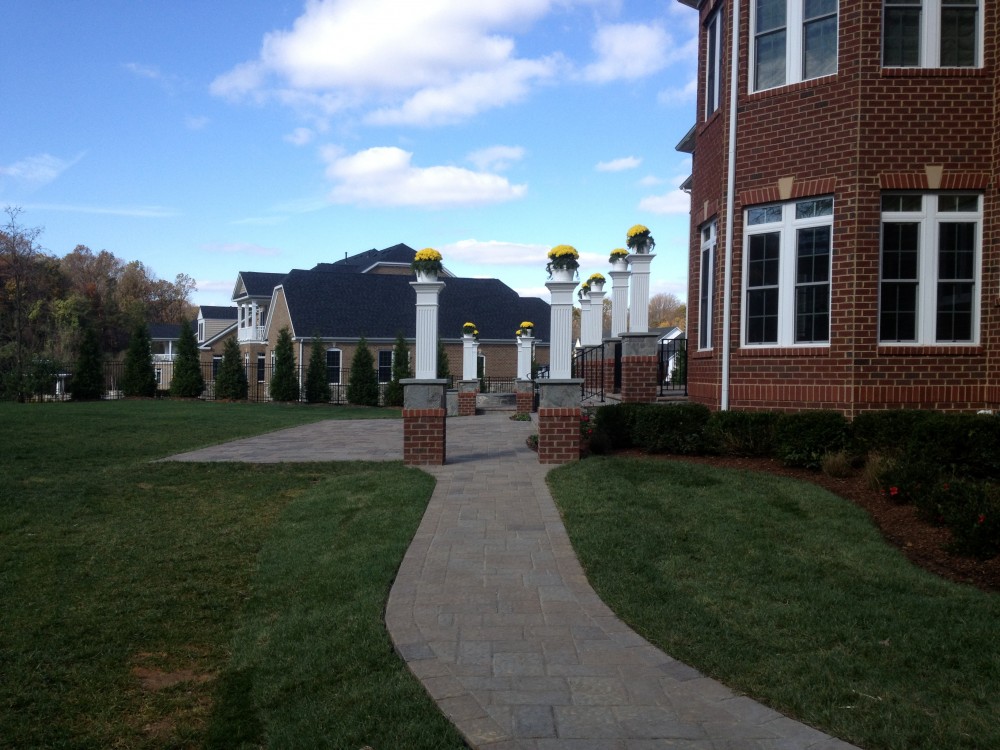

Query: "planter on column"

xmin=627 ymin=253 xmax=656 ymax=334
xmin=461 ymin=333 xmax=478 ymax=381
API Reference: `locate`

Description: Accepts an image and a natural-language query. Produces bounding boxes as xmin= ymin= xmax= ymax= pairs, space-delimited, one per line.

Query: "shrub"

xmin=269 ymin=327 xmax=299 ymax=402
xmin=347 ymin=338 xmax=379 ymax=407
xmin=821 ymin=450 xmax=854 ymax=478
xmin=940 ymin=481 xmax=1000 ymax=559
xmin=849 ymin=409 xmax=938 ymax=460
xmin=593 ymin=403 xmax=648 ymax=450
xmin=706 ymin=410 xmax=779 ymax=457
xmin=904 ymin=412 xmax=1000 ymax=483
xmin=383 ymin=332 xmax=410 ymax=408
xmin=121 ymin=323 xmax=156 ymax=397
xmin=72 ymin=325 xmax=104 ymax=401
xmin=774 ymin=410 xmax=848 ymax=469
xmin=304 ymin=336 xmax=331 ymax=404
xmin=632 ymin=402 xmax=712 ymax=455
xmin=215 ymin=338 xmax=248 ymax=400
xmin=170 ymin=319 xmax=204 ymax=398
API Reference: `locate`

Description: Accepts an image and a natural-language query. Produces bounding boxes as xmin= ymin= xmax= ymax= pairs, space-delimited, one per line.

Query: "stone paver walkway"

xmin=169 ymin=413 xmax=859 ymax=750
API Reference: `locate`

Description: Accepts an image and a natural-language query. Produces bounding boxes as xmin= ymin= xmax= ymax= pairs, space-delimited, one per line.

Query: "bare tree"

xmin=648 ymin=293 xmax=686 ymax=330
xmin=1 ymin=208 xmax=49 ymax=399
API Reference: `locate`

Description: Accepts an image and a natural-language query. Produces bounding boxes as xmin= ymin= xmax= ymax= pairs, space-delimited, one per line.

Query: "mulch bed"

xmin=645 ymin=452 xmax=1000 ymax=594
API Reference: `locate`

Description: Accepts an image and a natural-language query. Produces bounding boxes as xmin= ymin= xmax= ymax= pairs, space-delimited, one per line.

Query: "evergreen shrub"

xmin=775 ymin=410 xmax=848 ymax=469
xmin=706 ymin=410 xmax=780 ymax=456
xmin=632 ymin=402 xmax=711 ymax=455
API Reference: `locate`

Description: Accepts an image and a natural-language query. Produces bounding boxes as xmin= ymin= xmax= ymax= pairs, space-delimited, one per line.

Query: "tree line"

xmin=1 ymin=208 xmax=195 ymax=400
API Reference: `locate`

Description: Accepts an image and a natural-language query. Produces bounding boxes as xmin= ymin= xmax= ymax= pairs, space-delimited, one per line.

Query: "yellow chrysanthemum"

xmin=547 ymin=244 xmax=579 ymax=260
xmin=414 ymin=247 xmax=443 ymax=262
xmin=588 ymin=273 xmax=606 ymax=284
xmin=610 ymin=247 xmax=628 ymax=258
xmin=520 ymin=321 xmax=534 ymax=329
xmin=626 ymin=224 xmax=650 ymax=239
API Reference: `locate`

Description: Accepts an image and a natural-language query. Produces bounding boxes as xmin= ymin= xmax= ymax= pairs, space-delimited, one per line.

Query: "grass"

xmin=0 ymin=400 xmax=464 ymax=749
xmin=549 ymin=457 xmax=1000 ymax=750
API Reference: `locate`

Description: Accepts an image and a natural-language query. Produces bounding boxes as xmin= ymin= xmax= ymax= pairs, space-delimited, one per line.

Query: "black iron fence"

xmin=658 ymin=338 xmax=688 ymax=396
xmin=572 ymin=344 xmax=605 ymax=403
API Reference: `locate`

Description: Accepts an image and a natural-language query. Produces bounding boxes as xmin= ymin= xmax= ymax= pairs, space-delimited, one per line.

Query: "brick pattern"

xmin=457 ymin=389 xmax=477 ymax=417
xmin=683 ymin=0 xmax=999 ymax=416
xmin=620 ymin=355 xmax=658 ymax=404
xmin=603 ymin=356 xmax=618 ymax=394
xmin=537 ymin=407 xmax=581 ymax=464
xmin=403 ymin=408 xmax=446 ymax=465
xmin=515 ymin=389 xmax=534 ymax=415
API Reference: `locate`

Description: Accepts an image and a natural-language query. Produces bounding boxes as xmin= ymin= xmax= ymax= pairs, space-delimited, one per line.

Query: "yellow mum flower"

xmin=520 ymin=321 xmax=534 ymax=329
xmin=547 ymin=244 xmax=579 ymax=259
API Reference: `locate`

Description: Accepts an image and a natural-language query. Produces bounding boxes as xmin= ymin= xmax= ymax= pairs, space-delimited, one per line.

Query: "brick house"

xmin=677 ymin=0 xmax=998 ymax=414
xmin=204 ymin=244 xmax=551 ymax=393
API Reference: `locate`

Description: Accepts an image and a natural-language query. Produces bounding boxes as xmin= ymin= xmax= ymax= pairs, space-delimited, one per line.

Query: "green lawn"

xmin=549 ymin=457 xmax=1000 ymax=750
xmin=0 ymin=401 xmax=464 ymax=749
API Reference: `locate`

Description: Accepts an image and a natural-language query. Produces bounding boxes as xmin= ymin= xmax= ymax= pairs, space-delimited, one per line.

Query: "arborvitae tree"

xmin=346 ymin=337 xmax=379 ymax=406
xmin=72 ymin=324 xmax=104 ymax=401
xmin=170 ymin=319 xmax=204 ymax=398
xmin=121 ymin=322 xmax=156 ymax=397
xmin=215 ymin=337 xmax=248 ymax=400
xmin=304 ymin=336 xmax=331 ymax=404
xmin=437 ymin=339 xmax=451 ymax=381
xmin=382 ymin=331 xmax=410 ymax=407
xmin=269 ymin=327 xmax=299 ymax=402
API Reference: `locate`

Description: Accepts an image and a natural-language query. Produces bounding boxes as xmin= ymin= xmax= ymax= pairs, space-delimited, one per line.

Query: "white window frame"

xmin=882 ymin=0 xmax=982 ymax=68
xmin=377 ymin=349 xmax=393 ymax=383
xmin=750 ymin=0 xmax=839 ymax=92
xmin=326 ymin=348 xmax=342 ymax=385
xmin=698 ymin=220 xmax=717 ymax=350
xmin=879 ymin=193 xmax=981 ymax=345
xmin=705 ymin=9 xmax=723 ymax=118
xmin=742 ymin=197 xmax=834 ymax=347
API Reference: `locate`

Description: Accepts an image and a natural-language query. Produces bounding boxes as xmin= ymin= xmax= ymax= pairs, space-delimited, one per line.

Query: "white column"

xmin=411 ymin=280 xmax=445 ymax=379
xmin=462 ymin=335 xmax=478 ymax=380
xmin=516 ymin=333 xmax=534 ymax=379
xmin=587 ymin=282 xmax=606 ymax=345
xmin=609 ymin=268 xmax=630 ymax=338
xmin=628 ymin=253 xmax=656 ymax=334
xmin=578 ymin=291 xmax=593 ymax=346
xmin=546 ymin=279 xmax=578 ymax=379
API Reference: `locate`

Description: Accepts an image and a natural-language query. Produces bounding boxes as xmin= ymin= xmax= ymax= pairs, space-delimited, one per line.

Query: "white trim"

xmin=882 ymin=0 xmax=983 ymax=68
xmin=750 ymin=0 xmax=839 ymax=92
xmin=698 ymin=220 xmax=717 ymax=351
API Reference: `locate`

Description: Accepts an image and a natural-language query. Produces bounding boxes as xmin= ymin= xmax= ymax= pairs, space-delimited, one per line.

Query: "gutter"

xmin=721 ymin=0 xmax=740 ymax=411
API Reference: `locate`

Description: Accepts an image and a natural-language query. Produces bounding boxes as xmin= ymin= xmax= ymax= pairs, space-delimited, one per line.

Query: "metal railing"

xmin=573 ymin=344 xmax=605 ymax=403
xmin=658 ymin=337 xmax=688 ymax=396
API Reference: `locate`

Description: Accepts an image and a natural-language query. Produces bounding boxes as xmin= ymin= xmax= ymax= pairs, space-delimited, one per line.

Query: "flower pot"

xmin=610 ymin=258 xmax=628 ymax=271
xmin=415 ymin=269 xmax=439 ymax=282
xmin=590 ymin=281 xmax=605 ymax=293
xmin=549 ymin=267 xmax=576 ymax=283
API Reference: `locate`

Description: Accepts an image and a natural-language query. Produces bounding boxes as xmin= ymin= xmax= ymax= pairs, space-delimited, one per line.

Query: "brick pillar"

xmin=457 ymin=379 xmax=478 ymax=417
xmin=604 ymin=338 xmax=621 ymax=394
xmin=515 ymin=379 xmax=534 ymax=415
xmin=619 ymin=333 xmax=660 ymax=404
xmin=402 ymin=380 xmax=447 ymax=465
xmin=537 ymin=380 xmax=582 ymax=464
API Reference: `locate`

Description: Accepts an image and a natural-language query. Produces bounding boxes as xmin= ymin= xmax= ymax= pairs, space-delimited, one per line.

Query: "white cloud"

xmin=596 ymin=156 xmax=641 ymax=172
xmin=284 ymin=127 xmax=315 ymax=146
xmin=0 ymin=153 xmax=83 ymax=188
xmin=202 ymin=241 xmax=282 ymax=257
xmin=657 ymin=76 xmax=697 ymax=105
xmin=583 ymin=23 xmax=670 ymax=82
xmin=22 ymin=202 xmax=178 ymax=218
xmin=185 ymin=115 xmax=210 ymax=130
xmin=467 ymin=145 xmax=526 ymax=172
xmin=323 ymin=146 xmax=527 ymax=208
xmin=638 ymin=189 xmax=690 ymax=215
xmin=441 ymin=238 xmax=547 ymax=265
xmin=638 ymin=174 xmax=665 ymax=186
xmin=211 ymin=0 xmax=565 ymax=126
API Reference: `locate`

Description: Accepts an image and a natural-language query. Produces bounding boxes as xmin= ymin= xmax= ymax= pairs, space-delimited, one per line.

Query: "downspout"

xmin=721 ymin=0 xmax=741 ymax=410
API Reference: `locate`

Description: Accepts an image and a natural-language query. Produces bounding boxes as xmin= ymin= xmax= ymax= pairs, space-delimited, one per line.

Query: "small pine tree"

xmin=304 ymin=336 xmax=331 ymax=404
xmin=437 ymin=339 xmax=451 ymax=381
xmin=73 ymin=324 xmax=104 ymax=401
xmin=382 ymin=331 xmax=410 ymax=407
xmin=346 ymin=337 xmax=379 ymax=406
xmin=215 ymin=337 xmax=248 ymax=400
xmin=122 ymin=323 xmax=156 ymax=397
xmin=170 ymin=319 xmax=204 ymax=398
xmin=269 ymin=327 xmax=299 ymax=402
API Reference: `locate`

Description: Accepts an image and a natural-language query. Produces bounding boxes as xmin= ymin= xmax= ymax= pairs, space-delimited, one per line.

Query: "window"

xmin=378 ymin=350 xmax=393 ymax=383
xmin=154 ymin=367 xmax=162 ymax=385
xmin=699 ymin=220 xmax=717 ymax=350
xmin=705 ymin=10 xmax=723 ymax=118
xmin=326 ymin=349 xmax=342 ymax=384
xmin=752 ymin=0 xmax=838 ymax=91
xmin=212 ymin=355 xmax=221 ymax=379
xmin=879 ymin=193 xmax=980 ymax=344
xmin=256 ymin=353 xmax=265 ymax=383
xmin=744 ymin=197 xmax=833 ymax=346
xmin=198 ymin=321 xmax=205 ymax=342
xmin=883 ymin=0 xmax=980 ymax=67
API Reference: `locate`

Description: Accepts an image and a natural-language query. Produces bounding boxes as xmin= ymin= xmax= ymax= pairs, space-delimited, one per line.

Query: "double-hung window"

xmin=883 ymin=0 xmax=981 ymax=67
xmin=705 ymin=10 xmax=723 ymax=118
xmin=377 ymin=350 xmax=393 ymax=383
xmin=699 ymin=220 xmax=717 ymax=350
xmin=879 ymin=194 xmax=980 ymax=344
xmin=744 ymin=197 xmax=833 ymax=346
xmin=753 ymin=0 xmax=838 ymax=91
xmin=326 ymin=349 xmax=342 ymax=384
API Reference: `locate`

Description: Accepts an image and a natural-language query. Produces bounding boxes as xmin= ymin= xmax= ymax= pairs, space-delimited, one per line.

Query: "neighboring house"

xmin=217 ymin=244 xmax=550 ymax=391
xmin=677 ymin=0 xmax=998 ymax=414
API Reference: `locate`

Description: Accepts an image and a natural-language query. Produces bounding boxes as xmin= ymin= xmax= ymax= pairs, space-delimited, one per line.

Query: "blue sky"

xmin=1 ymin=0 xmax=697 ymax=308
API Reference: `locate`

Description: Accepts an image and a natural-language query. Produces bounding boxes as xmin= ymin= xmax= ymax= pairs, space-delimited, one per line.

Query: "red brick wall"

xmin=457 ymin=390 xmax=477 ymax=417
xmin=620 ymin=355 xmax=659 ymax=404
xmin=538 ymin=407 xmax=580 ymax=464
xmin=402 ymin=409 xmax=446 ymax=465
xmin=685 ymin=0 xmax=999 ymax=415
xmin=516 ymin=389 xmax=534 ymax=415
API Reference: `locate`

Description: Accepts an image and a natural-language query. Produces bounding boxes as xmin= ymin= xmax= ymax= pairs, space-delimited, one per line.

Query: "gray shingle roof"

xmin=199 ymin=305 xmax=239 ymax=320
xmin=235 ymin=271 xmax=287 ymax=298
xmin=312 ymin=243 xmax=417 ymax=273
xmin=278 ymin=271 xmax=550 ymax=341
